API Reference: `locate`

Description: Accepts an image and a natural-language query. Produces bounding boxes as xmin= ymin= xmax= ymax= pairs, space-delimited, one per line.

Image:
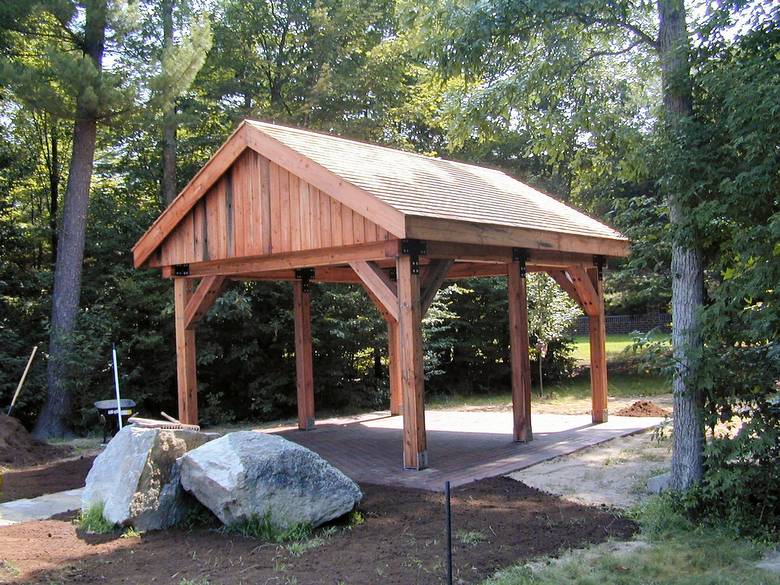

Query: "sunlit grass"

xmin=483 ymin=497 xmax=780 ymax=585
xmin=428 ymin=372 xmax=669 ymax=411
xmin=571 ymin=333 xmax=671 ymax=363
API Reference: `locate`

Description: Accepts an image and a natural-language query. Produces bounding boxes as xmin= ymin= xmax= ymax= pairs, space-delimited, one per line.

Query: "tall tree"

xmin=161 ymin=0 xmax=178 ymax=204
xmin=656 ymin=0 xmax=703 ymax=490
xmin=420 ymin=0 xmax=706 ymax=489
xmin=38 ymin=0 xmax=108 ymax=438
xmin=2 ymin=0 xmax=211 ymax=437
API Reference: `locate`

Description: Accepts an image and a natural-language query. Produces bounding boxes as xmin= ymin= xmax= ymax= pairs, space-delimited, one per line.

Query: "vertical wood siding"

xmin=155 ymin=149 xmax=390 ymax=266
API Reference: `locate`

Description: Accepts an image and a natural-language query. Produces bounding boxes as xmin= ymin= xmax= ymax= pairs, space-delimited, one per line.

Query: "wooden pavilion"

xmin=132 ymin=120 xmax=629 ymax=470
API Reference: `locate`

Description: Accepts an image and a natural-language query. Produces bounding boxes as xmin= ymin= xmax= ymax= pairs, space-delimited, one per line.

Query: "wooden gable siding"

xmin=153 ymin=149 xmax=390 ymax=267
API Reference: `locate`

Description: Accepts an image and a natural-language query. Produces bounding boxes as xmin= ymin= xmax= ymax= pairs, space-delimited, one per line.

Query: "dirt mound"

xmin=0 ymin=414 xmax=68 ymax=467
xmin=615 ymin=400 xmax=670 ymax=417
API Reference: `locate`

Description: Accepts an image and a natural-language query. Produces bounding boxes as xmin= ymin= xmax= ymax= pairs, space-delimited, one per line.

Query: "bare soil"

xmin=614 ymin=400 xmax=671 ymax=417
xmin=0 ymin=455 xmax=96 ymax=503
xmin=0 ymin=477 xmax=636 ymax=585
xmin=508 ymin=430 xmax=671 ymax=509
xmin=0 ymin=414 xmax=70 ymax=467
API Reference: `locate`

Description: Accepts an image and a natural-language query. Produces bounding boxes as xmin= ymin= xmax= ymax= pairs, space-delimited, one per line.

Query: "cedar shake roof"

xmin=248 ymin=121 xmax=626 ymax=242
xmin=133 ymin=120 xmax=628 ymax=267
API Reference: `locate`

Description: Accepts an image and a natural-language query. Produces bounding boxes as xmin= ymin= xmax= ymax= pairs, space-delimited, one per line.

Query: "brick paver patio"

xmin=267 ymin=411 xmax=662 ymax=491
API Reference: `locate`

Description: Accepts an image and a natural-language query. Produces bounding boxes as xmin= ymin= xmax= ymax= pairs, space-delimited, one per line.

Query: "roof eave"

xmin=405 ymin=215 xmax=630 ymax=258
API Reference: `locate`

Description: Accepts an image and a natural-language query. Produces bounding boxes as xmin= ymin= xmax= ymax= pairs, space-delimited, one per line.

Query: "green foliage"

xmin=77 ymin=503 xmax=116 ymax=534
xmin=483 ymin=495 xmax=779 ymax=585
xmin=669 ymin=10 xmax=780 ymax=538
xmin=224 ymin=513 xmax=312 ymax=542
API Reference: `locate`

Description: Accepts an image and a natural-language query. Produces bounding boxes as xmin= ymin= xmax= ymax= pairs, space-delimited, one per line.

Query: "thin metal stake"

xmin=445 ymin=480 xmax=453 ymax=585
xmin=112 ymin=344 xmax=123 ymax=431
xmin=538 ymin=357 xmax=544 ymax=397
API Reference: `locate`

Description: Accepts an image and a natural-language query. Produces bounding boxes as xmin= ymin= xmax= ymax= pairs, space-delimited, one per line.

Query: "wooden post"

xmin=396 ymin=253 xmax=427 ymax=469
xmin=587 ymin=265 xmax=608 ymax=423
xmin=293 ymin=280 xmax=315 ymax=430
xmin=388 ymin=320 xmax=402 ymax=416
xmin=174 ymin=278 xmax=198 ymax=425
xmin=507 ymin=260 xmax=533 ymax=442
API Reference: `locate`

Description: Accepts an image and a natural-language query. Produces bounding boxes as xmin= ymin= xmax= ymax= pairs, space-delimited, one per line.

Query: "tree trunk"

xmin=161 ymin=0 xmax=177 ymax=205
xmin=33 ymin=2 xmax=106 ymax=439
xmin=49 ymin=118 xmax=59 ymax=264
xmin=657 ymin=0 xmax=705 ymax=489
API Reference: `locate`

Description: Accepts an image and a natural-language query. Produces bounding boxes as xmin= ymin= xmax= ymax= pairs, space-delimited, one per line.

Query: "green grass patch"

xmin=77 ymin=503 xmax=116 ymax=534
xmin=482 ymin=497 xmax=780 ymax=585
xmin=572 ymin=333 xmax=671 ymax=363
xmin=429 ymin=372 xmax=669 ymax=410
xmin=457 ymin=529 xmax=488 ymax=546
xmin=121 ymin=526 xmax=142 ymax=539
xmin=286 ymin=536 xmax=326 ymax=556
xmin=224 ymin=513 xmax=312 ymax=542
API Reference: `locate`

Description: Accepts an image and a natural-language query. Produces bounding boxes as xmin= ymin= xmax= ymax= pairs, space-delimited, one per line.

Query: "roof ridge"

xmin=246 ymin=119 xmax=507 ymax=176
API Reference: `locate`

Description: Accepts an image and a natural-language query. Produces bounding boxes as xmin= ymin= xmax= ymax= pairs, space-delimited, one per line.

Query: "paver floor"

xmin=269 ymin=411 xmax=663 ymax=491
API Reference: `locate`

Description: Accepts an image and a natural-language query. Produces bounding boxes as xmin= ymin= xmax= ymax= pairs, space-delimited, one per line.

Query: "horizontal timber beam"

xmin=407 ymin=218 xmax=630 ymax=258
xmin=164 ymin=241 xmax=399 ymax=279
xmin=232 ymin=267 xmax=360 ymax=283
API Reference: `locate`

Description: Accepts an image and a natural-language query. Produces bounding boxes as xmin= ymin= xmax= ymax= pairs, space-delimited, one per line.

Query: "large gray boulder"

xmin=82 ymin=426 xmax=216 ymax=530
xmin=179 ymin=431 xmax=362 ymax=529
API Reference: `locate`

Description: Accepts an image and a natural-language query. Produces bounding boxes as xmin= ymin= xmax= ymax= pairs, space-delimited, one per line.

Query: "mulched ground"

xmin=615 ymin=400 xmax=671 ymax=417
xmin=0 ymin=475 xmax=636 ymax=585
xmin=0 ymin=455 xmax=96 ymax=503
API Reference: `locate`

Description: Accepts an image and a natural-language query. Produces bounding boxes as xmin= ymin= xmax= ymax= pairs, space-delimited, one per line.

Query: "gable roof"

xmin=133 ymin=120 xmax=628 ymax=268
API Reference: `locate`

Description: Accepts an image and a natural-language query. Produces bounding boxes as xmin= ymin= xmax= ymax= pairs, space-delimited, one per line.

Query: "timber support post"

xmin=174 ymin=278 xmax=198 ymax=425
xmin=396 ymin=253 xmax=427 ymax=469
xmin=388 ymin=320 xmax=402 ymax=416
xmin=293 ymin=278 xmax=316 ymax=430
xmin=507 ymin=251 xmax=533 ymax=442
xmin=588 ymin=259 xmax=608 ymax=423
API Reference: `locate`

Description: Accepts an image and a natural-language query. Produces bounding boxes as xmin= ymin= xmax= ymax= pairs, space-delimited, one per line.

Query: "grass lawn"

xmin=428 ymin=373 xmax=670 ymax=411
xmin=482 ymin=499 xmax=780 ymax=585
xmin=571 ymin=333 xmax=671 ymax=363
xmin=429 ymin=333 xmax=672 ymax=412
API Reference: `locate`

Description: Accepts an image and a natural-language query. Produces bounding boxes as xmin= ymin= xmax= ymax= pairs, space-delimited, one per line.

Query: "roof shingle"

xmin=248 ymin=120 xmax=626 ymax=242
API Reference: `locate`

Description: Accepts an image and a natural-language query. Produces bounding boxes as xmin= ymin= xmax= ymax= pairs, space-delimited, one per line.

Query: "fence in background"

xmin=568 ymin=312 xmax=671 ymax=337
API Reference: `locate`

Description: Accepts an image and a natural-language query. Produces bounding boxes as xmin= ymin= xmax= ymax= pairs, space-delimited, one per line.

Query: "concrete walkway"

xmin=0 ymin=488 xmax=83 ymax=526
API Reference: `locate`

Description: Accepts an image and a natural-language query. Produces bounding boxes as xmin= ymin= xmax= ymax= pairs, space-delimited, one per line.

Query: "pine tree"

xmin=1 ymin=0 xmax=212 ymax=437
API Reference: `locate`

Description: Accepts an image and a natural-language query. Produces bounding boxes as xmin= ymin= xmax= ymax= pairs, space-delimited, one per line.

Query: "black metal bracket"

xmin=173 ymin=264 xmax=190 ymax=277
xmin=295 ymin=268 xmax=315 ymax=293
xmin=400 ymin=239 xmax=427 ymax=274
xmin=512 ymin=248 xmax=527 ymax=278
xmin=593 ymin=255 xmax=606 ymax=280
